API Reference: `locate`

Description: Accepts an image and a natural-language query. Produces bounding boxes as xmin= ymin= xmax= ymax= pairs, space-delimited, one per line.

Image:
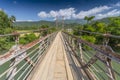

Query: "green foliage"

xmin=81 ymin=35 xmax=96 ymax=50
xmin=106 ymin=17 xmax=120 ymax=47
xmin=81 ymin=35 xmax=96 ymax=43
xmin=19 ymin=33 xmax=38 ymax=44
xmin=73 ymin=25 xmax=83 ymax=36
xmin=49 ymin=27 xmax=57 ymax=33
xmin=40 ymin=25 xmax=49 ymax=36
xmin=72 ymin=16 xmax=120 ymax=50
xmin=84 ymin=16 xmax=95 ymax=24
xmin=0 ymin=10 xmax=15 ymax=52
xmin=84 ymin=24 xmax=95 ymax=32
xmin=14 ymin=20 xmax=55 ymax=30
xmin=92 ymin=21 xmax=106 ymax=33
xmin=18 ymin=24 xmax=57 ymax=45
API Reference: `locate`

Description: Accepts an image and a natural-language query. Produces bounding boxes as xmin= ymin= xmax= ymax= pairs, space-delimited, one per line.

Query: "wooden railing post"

xmin=6 ymin=31 xmax=20 ymax=80
xmin=78 ymin=42 xmax=83 ymax=62
xmin=105 ymin=58 xmax=115 ymax=80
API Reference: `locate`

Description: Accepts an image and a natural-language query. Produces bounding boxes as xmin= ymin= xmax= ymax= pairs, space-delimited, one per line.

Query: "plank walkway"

xmin=28 ymin=32 xmax=73 ymax=80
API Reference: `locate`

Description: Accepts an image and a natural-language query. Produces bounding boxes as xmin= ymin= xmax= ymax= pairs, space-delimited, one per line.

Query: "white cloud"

xmin=96 ymin=9 xmax=120 ymax=19
xmin=37 ymin=2 xmax=119 ymax=20
xmin=38 ymin=11 xmax=49 ymax=18
xmin=74 ymin=6 xmax=111 ymax=19
xmin=38 ymin=6 xmax=110 ymax=20
xmin=58 ymin=8 xmax=76 ymax=19
xmin=38 ymin=8 xmax=76 ymax=20
xmin=50 ymin=10 xmax=58 ymax=17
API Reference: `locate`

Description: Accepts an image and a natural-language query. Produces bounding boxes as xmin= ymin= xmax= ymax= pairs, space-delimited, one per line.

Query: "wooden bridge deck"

xmin=27 ymin=32 xmax=73 ymax=80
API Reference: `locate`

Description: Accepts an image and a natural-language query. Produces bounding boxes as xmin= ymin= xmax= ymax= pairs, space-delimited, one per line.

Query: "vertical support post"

xmin=68 ymin=36 xmax=71 ymax=44
xmin=62 ymin=16 xmax=64 ymax=29
xmin=6 ymin=31 xmax=20 ymax=80
xmin=72 ymin=38 xmax=75 ymax=50
xmin=39 ymin=42 xmax=42 ymax=53
xmin=56 ymin=16 xmax=58 ymax=28
xmin=78 ymin=42 xmax=83 ymax=62
xmin=105 ymin=58 xmax=115 ymax=80
xmin=48 ymin=36 xmax=50 ymax=46
xmin=46 ymin=38 xmax=49 ymax=49
xmin=103 ymin=32 xmax=115 ymax=80
xmin=70 ymin=36 xmax=72 ymax=45
xmin=42 ymin=40 xmax=45 ymax=53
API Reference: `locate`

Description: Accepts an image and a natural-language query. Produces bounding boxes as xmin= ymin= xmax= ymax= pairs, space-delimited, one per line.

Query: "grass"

xmin=17 ymin=30 xmax=40 ymax=37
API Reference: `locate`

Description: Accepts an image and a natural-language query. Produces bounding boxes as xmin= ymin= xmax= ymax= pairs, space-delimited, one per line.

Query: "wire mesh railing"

xmin=62 ymin=31 xmax=120 ymax=80
xmin=0 ymin=31 xmax=57 ymax=80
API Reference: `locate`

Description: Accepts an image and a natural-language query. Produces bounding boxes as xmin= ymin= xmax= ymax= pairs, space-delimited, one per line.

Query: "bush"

xmin=19 ymin=33 xmax=38 ymax=44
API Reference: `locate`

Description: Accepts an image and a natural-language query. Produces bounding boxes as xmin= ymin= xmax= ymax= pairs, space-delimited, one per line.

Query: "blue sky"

xmin=0 ymin=0 xmax=120 ymax=21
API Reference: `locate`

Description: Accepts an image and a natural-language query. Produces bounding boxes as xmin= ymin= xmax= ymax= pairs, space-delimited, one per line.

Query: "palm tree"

xmin=84 ymin=16 xmax=95 ymax=24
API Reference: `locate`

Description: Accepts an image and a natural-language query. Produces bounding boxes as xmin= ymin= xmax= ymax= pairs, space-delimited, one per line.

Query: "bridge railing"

xmin=62 ymin=31 xmax=120 ymax=80
xmin=0 ymin=31 xmax=57 ymax=80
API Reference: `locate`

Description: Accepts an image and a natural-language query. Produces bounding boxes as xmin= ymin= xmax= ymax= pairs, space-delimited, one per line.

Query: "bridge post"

xmin=105 ymin=58 xmax=115 ymax=80
xmin=99 ymin=44 xmax=115 ymax=80
xmin=78 ymin=42 xmax=83 ymax=62
xmin=6 ymin=31 xmax=20 ymax=80
xmin=103 ymin=32 xmax=115 ymax=80
xmin=72 ymin=38 xmax=75 ymax=51
xmin=45 ymin=38 xmax=49 ymax=50
xmin=6 ymin=32 xmax=36 ymax=80
xmin=70 ymin=36 xmax=72 ymax=45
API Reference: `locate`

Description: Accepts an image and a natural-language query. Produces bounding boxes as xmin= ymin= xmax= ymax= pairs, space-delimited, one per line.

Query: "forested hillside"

xmin=14 ymin=20 xmax=55 ymax=27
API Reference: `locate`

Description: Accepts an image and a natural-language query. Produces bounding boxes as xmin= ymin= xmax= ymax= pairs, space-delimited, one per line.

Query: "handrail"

xmin=62 ymin=31 xmax=120 ymax=80
xmin=0 ymin=31 xmax=58 ymax=80
xmin=0 ymin=28 xmax=49 ymax=37
xmin=79 ymin=30 xmax=120 ymax=39
xmin=63 ymin=31 xmax=120 ymax=62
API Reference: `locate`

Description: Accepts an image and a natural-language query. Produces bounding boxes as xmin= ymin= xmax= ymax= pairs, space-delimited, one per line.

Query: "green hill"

xmin=14 ymin=20 xmax=55 ymax=27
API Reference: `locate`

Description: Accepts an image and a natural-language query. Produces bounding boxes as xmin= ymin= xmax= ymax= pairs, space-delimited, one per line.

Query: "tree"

xmin=40 ymin=25 xmax=49 ymax=36
xmin=92 ymin=21 xmax=106 ymax=33
xmin=0 ymin=11 xmax=15 ymax=34
xmin=73 ymin=25 xmax=83 ymax=36
xmin=106 ymin=17 xmax=120 ymax=48
xmin=0 ymin=10 xmax=15 ymax=52
xmin=84 ymin=16 xmax=95 ymax=24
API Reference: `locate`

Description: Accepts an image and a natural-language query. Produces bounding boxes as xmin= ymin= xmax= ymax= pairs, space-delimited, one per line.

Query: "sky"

xmin=0 ymin=0 xmax=120 ymax=21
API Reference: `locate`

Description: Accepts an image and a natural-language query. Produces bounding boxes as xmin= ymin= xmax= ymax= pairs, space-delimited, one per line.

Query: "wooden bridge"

xmin=0 ymin=30 xmax=120 ymax=80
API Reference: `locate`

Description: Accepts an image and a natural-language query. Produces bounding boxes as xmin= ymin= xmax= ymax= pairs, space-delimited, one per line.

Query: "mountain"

xmin=94 ymin=18 xmax=110 ymax=24
xmin=14 ymin=19 xmax=86 ymax=27
xmin=14 ymin=16 xmax=120 ymax=27
xmin=14 ymin=20 xmax=55 ymax=27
